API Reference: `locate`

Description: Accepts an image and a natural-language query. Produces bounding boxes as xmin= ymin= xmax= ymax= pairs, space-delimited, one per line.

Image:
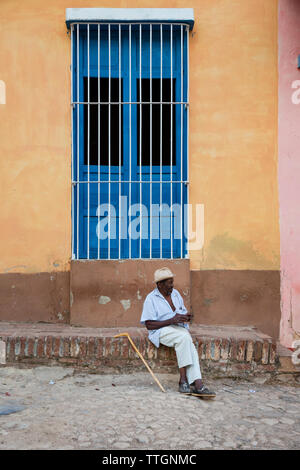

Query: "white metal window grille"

xmin=69 ymin=21 xmax=190 ymax=260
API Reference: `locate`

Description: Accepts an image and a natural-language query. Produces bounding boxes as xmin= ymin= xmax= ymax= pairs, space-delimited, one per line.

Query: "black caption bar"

xmin=1 ymin=449 xmax=287 ymax=464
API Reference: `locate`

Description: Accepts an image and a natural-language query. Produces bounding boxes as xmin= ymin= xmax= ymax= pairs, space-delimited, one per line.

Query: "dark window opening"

xmin=137 ymin=78 xmax=176 ymax=166
xmin=84 ymin=77 xmax=123 ymax=166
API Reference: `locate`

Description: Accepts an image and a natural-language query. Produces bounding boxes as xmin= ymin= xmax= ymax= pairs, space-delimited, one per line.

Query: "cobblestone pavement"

xmin=0 ymin=366 xmax=299 ymax=450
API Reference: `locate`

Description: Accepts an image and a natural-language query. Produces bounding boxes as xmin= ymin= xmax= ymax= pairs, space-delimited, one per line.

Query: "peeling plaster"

xmin=4 ymin=265 xmax=27 ymax=273
xmin=203 ymin=297 xmax=217 ymax=306
xmin=205 ymin=233 xmax=276 ymax=269
xmin=0 ymin=341 xmax=6 ymax=364
xmin=137 ymin=290 xmax=142 ymax=300
xmin=0 ymin=80 xmax=6 ymax=105
xmin=99 ymin=296 xmax=111 ymax=305
xmin=137 ymin=270 xmax=147 ymax=282
xmin=280 ymin=269 xmax=300 ymax=343
xmin=120 ymin=299 xmax=131 ymax=311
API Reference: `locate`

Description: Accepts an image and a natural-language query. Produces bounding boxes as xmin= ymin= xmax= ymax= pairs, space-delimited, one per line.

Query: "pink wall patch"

xmin=278 ymin=0 xmax=300 ymax=346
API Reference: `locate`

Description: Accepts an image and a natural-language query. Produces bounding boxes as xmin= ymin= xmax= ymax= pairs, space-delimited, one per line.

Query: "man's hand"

xmin=172 ymin=313 xmax=192 ymax=324
xmin=145 ymin=313 xmax=192 ymax=331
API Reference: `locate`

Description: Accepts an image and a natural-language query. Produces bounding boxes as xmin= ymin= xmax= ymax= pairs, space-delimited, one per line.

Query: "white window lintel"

xmin=65 ymin=8 xmax=194 ymax=30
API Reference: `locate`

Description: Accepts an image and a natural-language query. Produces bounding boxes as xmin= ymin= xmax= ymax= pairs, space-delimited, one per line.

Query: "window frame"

xmin=69 ymin=17 xmax=191 ymax=260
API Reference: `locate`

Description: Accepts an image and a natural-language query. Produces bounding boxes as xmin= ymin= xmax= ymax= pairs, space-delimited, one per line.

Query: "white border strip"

xmin=66 ymin=8 xmax=194 ymax=29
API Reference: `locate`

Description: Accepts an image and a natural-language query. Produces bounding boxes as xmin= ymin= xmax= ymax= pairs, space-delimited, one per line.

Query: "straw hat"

xmin=154 ymin=267 xmax=175 ymax=283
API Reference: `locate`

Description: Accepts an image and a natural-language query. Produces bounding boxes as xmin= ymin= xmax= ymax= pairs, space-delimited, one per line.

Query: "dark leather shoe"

xmin=178 ymin=382 xmax=191 ymax=394
xmin=191 ymin=385 xmax=216 ymax=397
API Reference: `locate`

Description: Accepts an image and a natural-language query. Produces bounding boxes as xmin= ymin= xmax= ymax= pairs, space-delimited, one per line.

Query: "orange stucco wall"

xmin=188 ymin=0 xmax=279 ymax=271
xmin=0 ymin=0 xmax=279 ymax=274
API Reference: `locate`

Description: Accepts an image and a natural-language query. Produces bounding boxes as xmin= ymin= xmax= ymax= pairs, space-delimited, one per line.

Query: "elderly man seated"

xmin=140 ymin=267 xmax=216 ymax=397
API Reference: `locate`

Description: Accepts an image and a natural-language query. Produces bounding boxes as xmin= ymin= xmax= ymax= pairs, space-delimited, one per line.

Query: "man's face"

xmin=161 ymin=277 xmax=174 ymax=296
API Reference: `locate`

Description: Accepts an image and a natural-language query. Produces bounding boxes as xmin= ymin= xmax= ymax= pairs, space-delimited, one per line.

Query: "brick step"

xmin=276 ymin=342 xmax=300 ymax=374
xmin=0 ymin=321 xmax=280 ymax=378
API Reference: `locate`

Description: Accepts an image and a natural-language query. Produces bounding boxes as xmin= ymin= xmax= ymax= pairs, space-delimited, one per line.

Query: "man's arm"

xmin=145 ymin=313 xmax=191 ymax=330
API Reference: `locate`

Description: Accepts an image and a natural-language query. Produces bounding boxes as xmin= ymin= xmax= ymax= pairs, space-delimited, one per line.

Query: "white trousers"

xmin=159 ymin=325 xmax=202 ymax=383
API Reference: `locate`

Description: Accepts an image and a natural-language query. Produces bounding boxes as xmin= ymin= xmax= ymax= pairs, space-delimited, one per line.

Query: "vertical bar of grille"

xmin=108 ymin=24 xmax=111 ymax=259
xmin=87 ymin=24 xmax=90 ymax=259
xmin=97 ymin=24 xmax=101 ymax=259
xmin=150 ymin=24 xmax=153 ymax=259
xmin=139 ymin=24 xmax=142 ymax=259
xmin=71 ymin=25 xmax=74 ymax=259
xmin=186 ymin=25 xmax=189 ymax=258
xmin=119 ymin=24 xmax=122 ymax=259
xmin=76 ymin=24 xmax=80 ymax=259
xmin=129 ymin=24 xmax=132 ymax=259
xmin=180 ymin=25 xmax=183 ymax=259
xmin=160 ymin=24 xmax=163 ymax=259
xmin=170 ymin=24 xmax=173 ymax=259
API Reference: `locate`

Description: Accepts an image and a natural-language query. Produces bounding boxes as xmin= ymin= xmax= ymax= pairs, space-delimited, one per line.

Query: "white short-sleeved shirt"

xmin=140 ymin=287 xmax=189 ymax=347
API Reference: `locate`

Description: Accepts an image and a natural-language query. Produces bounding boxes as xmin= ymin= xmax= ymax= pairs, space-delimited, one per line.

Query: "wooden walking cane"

xmin=114 ymin=332 xmax=166 ymax=393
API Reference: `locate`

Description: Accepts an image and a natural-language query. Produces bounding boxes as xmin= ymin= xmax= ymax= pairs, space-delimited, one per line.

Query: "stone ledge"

xmin=0 ymin=321 xmax=280 ymax=379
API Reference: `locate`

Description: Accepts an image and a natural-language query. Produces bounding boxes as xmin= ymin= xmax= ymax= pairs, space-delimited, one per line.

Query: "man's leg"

xmin=179 ymin=366 xmax=188 ymax=385
xmin=159 ymin=325 xmax=202 ymax=386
